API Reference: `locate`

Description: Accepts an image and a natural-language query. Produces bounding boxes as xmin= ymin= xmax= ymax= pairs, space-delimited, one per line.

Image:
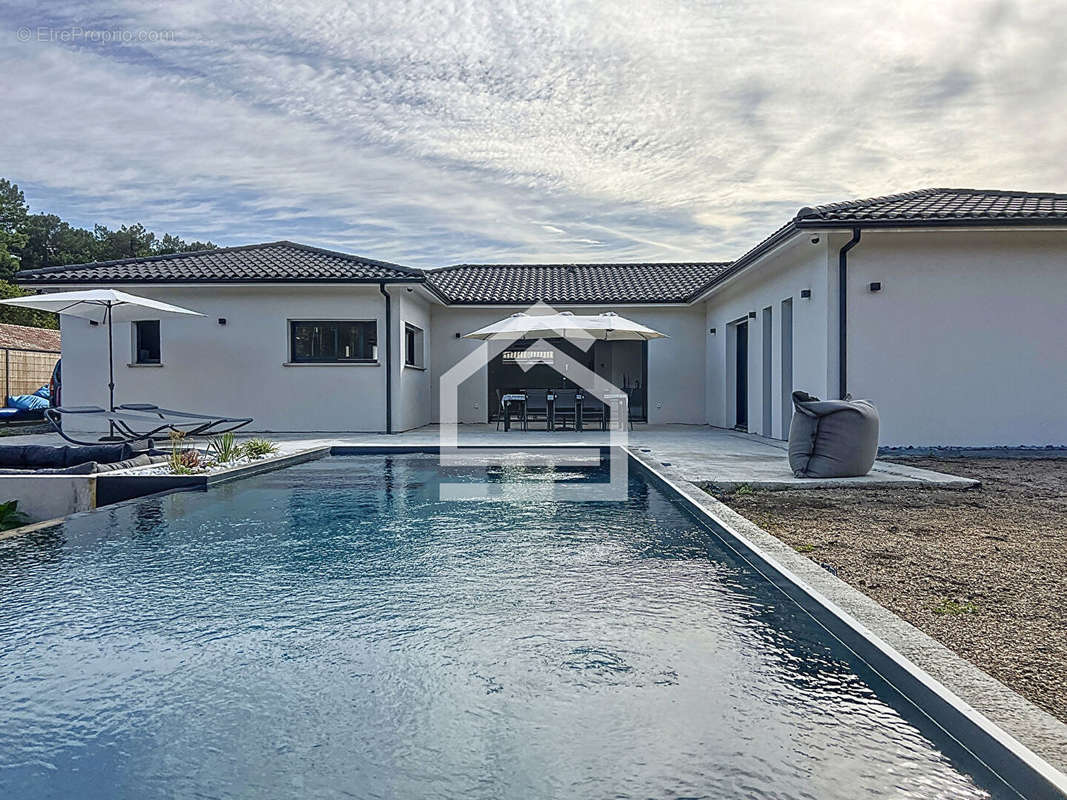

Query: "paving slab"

xmin=7 ymin=423 xmax=975 ymax=490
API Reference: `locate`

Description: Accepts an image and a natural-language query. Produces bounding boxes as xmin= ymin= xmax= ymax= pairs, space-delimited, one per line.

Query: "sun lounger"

xmin=45 ymin=404 xmax=252 ymax=446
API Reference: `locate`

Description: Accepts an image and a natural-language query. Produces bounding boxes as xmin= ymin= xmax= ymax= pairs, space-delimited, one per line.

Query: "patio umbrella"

xmin=0 ymin=289 xmax=204 ymax=415
xmin=463 ymin=310 xmax=666 ymax=341
xmin=462 ymin=311 xmax=591 ymax=341
xmin=583 ymin=312 xmax=667 ymax=340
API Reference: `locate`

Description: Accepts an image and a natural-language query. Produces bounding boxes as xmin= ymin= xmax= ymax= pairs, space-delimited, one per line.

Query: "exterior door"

xmin=735 ymin=321 xmax=748 ymax=430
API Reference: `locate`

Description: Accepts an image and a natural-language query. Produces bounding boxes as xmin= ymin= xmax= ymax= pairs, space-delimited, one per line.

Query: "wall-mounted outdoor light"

xmin=89 ymin=320 xmax=99 ymax=326
xmin=455 ymin=332 xmax=462 ymax=338
xmin=800 ymin=289 xmax=812 ymax=299
xmin=709 ymin=327 xmax=716 ymax=335
xmin=748 ymin=311 xmax=756 ymax=319
xmin=869 ymin=282 xmax=882 ymax=293
xmin=218 ymin=317 xmax=227 ymax=325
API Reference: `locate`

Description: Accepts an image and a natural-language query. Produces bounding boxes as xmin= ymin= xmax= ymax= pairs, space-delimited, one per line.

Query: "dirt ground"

xmin=714 ymin=457 xmax=1067 ymax=723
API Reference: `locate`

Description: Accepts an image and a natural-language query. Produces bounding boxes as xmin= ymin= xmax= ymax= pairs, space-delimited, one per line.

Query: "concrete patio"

xmin=7 ymin=423 xmax=976 ymax=490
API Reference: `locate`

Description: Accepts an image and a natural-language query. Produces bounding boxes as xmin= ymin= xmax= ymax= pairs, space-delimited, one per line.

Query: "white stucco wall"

xmin=52 ymin=226 xmax=1063 ymax=444
xmin=703 ymin=236 xmax=833 ymax=437
xmin=429 ymin=304 xmax=707 ymax=424
xmin=393 ymin=289 xmax=432 ymax=432
xmin=59 ymin=285 xmax=392 ymax=432
xmin=846 ymin=229 xmax=1067 ymax=447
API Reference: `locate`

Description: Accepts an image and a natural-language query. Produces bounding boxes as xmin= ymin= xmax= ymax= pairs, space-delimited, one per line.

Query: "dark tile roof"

xmin=426 ymin=262 xmax=731 ymax=304
xmin=692 ymin=188 xmax=1067 ymax=300
xmin=0 ymin=323 xmax=61 ymax=351
xmin=796 ymin=188 xmax=1067 ymax=225
xmin=15 ymin=241 xmax=423 ymax=285
xmin=18 ymin=188 xmax=1067 ymax=303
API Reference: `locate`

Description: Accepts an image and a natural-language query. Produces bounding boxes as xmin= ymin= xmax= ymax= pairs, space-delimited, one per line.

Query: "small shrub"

xmin=208 ymin=432 xmax=241 ymax=463
xmin=796 ymin=542 xmax=816 ymax=553
xmin=242 ymin=438 xmax=278 ymax=459
xmin=733 ymin=484 xmax=755 ymax=496
xmin=0 ymin=500 xmax=30 ymax=531
xmin=934 ymin=597 xmax=978 ymax=616
xmin=167 ymin=430 xmax=202 ymax=473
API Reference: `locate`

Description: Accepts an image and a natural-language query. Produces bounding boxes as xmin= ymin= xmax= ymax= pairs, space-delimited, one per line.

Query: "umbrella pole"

xmin=101 ymin=303 xmax=121 ymax=442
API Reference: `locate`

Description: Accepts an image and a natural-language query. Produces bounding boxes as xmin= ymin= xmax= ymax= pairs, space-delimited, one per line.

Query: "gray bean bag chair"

xmin=788 ymin=391 xmax=879 ymax=478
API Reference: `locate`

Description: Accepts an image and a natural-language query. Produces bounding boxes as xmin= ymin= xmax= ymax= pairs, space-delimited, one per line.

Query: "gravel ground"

xmin=713 ymin=457 xmax=1067 ymax=723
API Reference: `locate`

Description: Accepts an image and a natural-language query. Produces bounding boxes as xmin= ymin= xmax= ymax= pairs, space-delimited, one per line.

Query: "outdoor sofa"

xmin=0 ymin=443 xmax=168 ymax=475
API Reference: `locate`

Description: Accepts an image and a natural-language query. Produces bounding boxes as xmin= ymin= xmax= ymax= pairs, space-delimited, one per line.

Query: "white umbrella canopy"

xmin=582 ymin=312 xmax=667 ymax=341
xmin=0 ymin=289 xmax=204 ymax=420
xmin=463 ymin=311 xmax=598 ymax=341
xmin=463 ymin=310 xmax=666 ymax=341
xmin=0 ymin=288 xmax=204 ymax=324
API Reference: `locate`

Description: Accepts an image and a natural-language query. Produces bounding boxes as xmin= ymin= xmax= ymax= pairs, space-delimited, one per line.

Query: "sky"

xmin=1 ymin=0 xmax=1065 ymax=268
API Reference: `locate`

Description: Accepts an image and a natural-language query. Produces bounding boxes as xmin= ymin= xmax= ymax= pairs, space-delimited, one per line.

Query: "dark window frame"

xmin=404 ymin=322 xmax=424 ymax=368
xmin=289 ymin=320 xmax=378 ymax=364
xmin=133 ymin=319 xmax=161 ymax=365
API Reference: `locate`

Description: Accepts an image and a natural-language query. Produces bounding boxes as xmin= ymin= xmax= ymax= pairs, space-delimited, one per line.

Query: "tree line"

xmin=0 ymin=178 xmax=217 ymax=329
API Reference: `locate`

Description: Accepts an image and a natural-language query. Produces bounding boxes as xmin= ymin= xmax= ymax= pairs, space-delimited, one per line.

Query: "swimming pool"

xmin=0 ymin=453 xmax=1025 ymax=798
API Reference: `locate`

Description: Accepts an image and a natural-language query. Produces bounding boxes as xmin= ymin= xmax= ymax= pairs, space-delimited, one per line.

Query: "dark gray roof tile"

xmin=425 ymin=262 xmax=730 ymax=304
xmin=796 ymin=188 xmax=1067 ymax=224
xmin=15 ymin=241 xmax=422 ymax=284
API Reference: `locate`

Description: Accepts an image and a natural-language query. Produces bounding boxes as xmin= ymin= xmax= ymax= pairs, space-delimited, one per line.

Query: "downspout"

xmin=837 ymin=228 xmax=862 ymax=399
xmin=379 ymin=282 xmax=393 ymax=434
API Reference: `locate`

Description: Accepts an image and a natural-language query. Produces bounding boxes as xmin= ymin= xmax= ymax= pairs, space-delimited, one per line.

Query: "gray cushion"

xmin=0 ymin=461 xmax=97 ymax=475
xmin=0 ymin=445 xmax=32 ymax=467
xmin=788 ymin=391 xmax=879 ymax=478
xmin=62 ymin=444 xmax=135 ymax=466
xmin=92 ymin=453 xmax=153 ymax=472
xmin=0 ymin=444 xmax=135 ymax=469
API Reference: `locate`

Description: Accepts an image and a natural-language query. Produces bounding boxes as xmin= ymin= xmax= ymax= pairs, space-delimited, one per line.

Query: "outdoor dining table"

xmin=500 ymin=390 xmax=631 ymax=431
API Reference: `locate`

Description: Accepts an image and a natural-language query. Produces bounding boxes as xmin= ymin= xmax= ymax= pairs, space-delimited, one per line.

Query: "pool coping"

xmin=626 ymin=446 xmax=1067 ymax=799
xmin=5 ymin=442 xmax=1066 ymax=797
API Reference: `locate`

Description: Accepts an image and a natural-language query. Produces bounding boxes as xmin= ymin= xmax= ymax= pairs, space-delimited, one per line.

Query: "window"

xmin=404 ymin=323 xmax=424 ymax=368
xmin=289 ymin=320 xmax=377 ymax=363
xmin=133 ymin=320 xmax=161 ymax=364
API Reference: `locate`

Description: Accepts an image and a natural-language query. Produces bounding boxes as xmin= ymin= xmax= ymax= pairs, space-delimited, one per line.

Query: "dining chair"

xmin=551 ymin=388 xmax=578 ymax=430
xmin=523 ymin=389 xmax=549 ymax=430
xmin=580 ymin=395 xmax=607 ymax=431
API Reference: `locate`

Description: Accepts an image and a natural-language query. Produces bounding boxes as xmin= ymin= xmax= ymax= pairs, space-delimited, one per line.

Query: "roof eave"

xmin=687 ymin=221 xmax=803 ymax=303
xmin=689 ymin=215 xmax=1067 ymax=304
xmin=15 ymin=276 xmax=427 ymax=287
xmin=794 ymin=216 xmax=1067 ymax=229
xmin=435 ymin=298 xmax=693 ymax=307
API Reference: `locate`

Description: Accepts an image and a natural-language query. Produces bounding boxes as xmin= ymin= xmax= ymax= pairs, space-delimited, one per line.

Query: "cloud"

xmin=0 ymin=0 xmax=1065 ymax=267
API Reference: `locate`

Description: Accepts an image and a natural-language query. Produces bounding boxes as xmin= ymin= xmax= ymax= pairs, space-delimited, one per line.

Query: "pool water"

xmin=0 ymin=454 xmax=1013 ymax=799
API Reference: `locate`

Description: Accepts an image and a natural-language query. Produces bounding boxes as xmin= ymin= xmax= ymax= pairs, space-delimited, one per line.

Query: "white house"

xmin=17 ymin=188 xmax=1067 ymax=448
